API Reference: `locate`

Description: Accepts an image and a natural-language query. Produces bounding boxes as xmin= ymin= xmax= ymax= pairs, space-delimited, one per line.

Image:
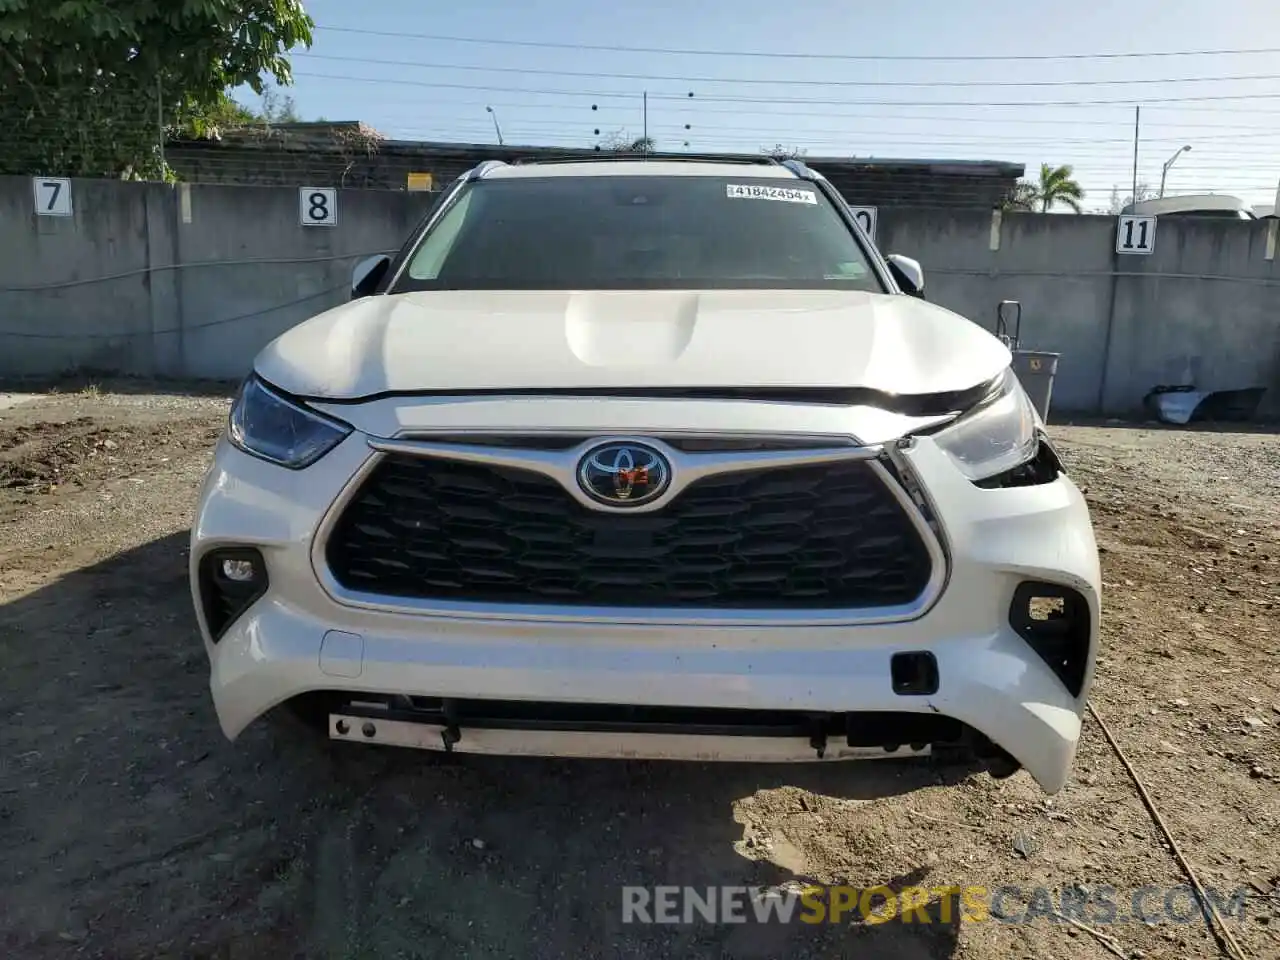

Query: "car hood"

xmin=254 ymin=289 xmax=1010 ymax=401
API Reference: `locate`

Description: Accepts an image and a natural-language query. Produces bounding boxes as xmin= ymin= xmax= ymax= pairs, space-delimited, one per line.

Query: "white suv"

xmin=191 ymin=157 xmax=1099 ymax=793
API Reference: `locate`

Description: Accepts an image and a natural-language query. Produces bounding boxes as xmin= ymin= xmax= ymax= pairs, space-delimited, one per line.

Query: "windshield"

xmin=394 ymin=175 xmax=883 ymax=292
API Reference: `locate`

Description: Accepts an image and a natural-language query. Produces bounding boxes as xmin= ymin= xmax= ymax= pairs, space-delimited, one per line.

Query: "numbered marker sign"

xmin=33 ymin=177 xmax=72 ymax=217
xmin=300 ymin=187 xmax=337 ymax=227
xmin=849 ymin=206 xmax=878 ymax=241
xmin=1116 ymin=214 xmax=1156 ymax=255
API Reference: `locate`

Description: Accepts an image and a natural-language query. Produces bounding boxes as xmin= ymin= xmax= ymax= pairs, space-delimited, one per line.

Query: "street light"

xmin=485 ymin=106 xmax=503 ymax=146
xmin=1159 ymin=144 xmax=1192 ymax=198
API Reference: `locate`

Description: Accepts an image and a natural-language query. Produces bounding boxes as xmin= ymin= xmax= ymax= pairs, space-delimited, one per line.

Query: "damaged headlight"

xmin=228 ymin=375 xmax=351 ymax=469
xmin=933 ymin=369 xmax=1038 ymax=481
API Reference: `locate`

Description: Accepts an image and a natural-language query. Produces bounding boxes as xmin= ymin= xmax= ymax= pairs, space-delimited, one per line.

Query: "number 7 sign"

xmin=1116 ymin=214 xmax=1156 ymax=255
xmin=33 ymin=177 xmax=73 ymax=217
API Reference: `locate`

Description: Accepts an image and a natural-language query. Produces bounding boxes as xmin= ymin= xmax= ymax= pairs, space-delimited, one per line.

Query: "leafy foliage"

xmin=1001 ymin=180 xmax=1040 ymax=212
xmin=594 ymin=130 xmax=657 ymax=153
xmin=1002 ymin=164 xmax=1086 ymax=213
xmin=1107 ymin=182 xmax=1158 ymax=214
xmin=0 ymin=0 xmax=313 ymax=178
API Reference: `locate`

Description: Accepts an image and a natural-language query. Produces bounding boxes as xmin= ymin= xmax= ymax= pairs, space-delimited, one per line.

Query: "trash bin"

xmin=1011 ymin=350 xmax=1060 ymax=421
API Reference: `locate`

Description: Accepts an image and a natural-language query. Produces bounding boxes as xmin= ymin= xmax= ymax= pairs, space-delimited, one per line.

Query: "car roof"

xmin=1123 ymin=193 xmax=1253 ymax=216
xmin=479 ymin=159 xmax=805 ymax=180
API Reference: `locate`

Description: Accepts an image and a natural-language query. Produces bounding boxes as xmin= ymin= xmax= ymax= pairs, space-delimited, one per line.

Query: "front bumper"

xmin=191 ymin=430 xmax=1100 ymax=794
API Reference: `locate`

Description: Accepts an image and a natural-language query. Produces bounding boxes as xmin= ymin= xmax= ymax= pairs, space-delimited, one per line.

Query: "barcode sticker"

xmin=726 ymin=184 xmax=818 ymax=204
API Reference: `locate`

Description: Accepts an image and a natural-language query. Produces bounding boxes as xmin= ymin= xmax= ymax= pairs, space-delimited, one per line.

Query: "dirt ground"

xmin=0 ymin=381 xmax=1276 ymax=960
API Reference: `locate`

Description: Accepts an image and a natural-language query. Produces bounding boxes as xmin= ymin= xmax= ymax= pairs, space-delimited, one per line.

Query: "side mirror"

xmin=351 ymin=254 xmax=391 ymax=300
xmin=885 ymin=254 xmax=925 ymax=298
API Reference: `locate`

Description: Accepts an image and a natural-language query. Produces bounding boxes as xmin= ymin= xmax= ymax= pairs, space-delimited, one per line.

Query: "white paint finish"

xmin=191 ymin=432 xmax=1101 ymax=793
xmin=319 ymin=630 xmax=364 ymax=678
xmin=1115 ymin=215 xmax=1157 ymax=255
xmin=299 ymin=187 xmax=337 ymax=227
xmin=179 ymin=183 xmax=192 ymax=224
xmin=1266 ymin=219 xmax=1277 ymax=262
xmin=253 ymin=289 xmax=1011 ymax=400
xmin=32 ymin=177 xmax=72 ymax=217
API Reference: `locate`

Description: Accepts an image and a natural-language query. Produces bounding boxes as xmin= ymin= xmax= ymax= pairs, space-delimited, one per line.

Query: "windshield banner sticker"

xmin=726 ymin=184 xmax=818 ymax=204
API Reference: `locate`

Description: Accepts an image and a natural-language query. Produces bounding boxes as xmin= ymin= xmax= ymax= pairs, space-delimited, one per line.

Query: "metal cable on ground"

xmin=1087 ymin=702 xmax=1252 ymax=960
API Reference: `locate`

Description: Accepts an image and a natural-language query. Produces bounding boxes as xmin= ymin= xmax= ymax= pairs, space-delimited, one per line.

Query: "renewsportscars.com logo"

xmin=621 ymin=883 xmax=1251 ymax=926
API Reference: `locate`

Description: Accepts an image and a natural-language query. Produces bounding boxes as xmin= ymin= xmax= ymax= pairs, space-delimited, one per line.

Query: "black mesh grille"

xmin=325 ymin=455 xmax=934 ymax=609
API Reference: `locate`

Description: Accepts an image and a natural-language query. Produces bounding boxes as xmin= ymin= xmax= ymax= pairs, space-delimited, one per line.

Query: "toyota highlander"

xmin=190 ymin=157 xmax=1100 ymax=793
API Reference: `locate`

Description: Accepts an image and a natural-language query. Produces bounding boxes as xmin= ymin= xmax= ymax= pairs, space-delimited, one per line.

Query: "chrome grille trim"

xmin=310 ymin=435 xmax=948 ymax=627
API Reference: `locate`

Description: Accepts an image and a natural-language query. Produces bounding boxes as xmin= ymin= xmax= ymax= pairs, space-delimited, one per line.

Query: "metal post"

xmin=1130 ymin=106 xmax=1139 ymax=206
xmin=156 ymin=76 xmax=166 ymax=174
xmin=642 ymin=91 xmax=648 ymax=154
xmin=1159 ymin=145 xmax=1191 ymax=198
xmin=485 ymin=106 xmax=503 ymax=146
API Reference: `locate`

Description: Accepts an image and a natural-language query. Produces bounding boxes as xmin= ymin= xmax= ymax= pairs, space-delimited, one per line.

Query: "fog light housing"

xmin=1009 ymin=581 xmax=1091 ymax=697
xmin=198 ymin=548 xmax=269 ymax=641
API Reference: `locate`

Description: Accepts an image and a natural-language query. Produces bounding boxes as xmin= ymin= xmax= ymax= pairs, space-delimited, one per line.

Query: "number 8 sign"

xmin=848 ymin=206 xmax=878 ymax=242
xmin=300 ymin=187 xmax=337 ymax=227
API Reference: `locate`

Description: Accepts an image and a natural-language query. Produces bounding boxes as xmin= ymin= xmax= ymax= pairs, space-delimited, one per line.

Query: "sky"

xmin=250 ymin=0 xmax=1280 ymax=211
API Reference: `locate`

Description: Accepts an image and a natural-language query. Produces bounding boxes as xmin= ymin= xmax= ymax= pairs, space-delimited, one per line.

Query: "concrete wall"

xmin=2 ymin=176 xmax=1278 ymax=416
xmin=0 ymin=177 xmax=435 ymax=380
xmin=878 ymin=208 xmax=1280 ymax=415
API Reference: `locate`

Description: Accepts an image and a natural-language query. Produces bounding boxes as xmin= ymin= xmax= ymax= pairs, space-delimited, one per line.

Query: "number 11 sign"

xmin=1116 ymin=214 xmax=1156 ymax=255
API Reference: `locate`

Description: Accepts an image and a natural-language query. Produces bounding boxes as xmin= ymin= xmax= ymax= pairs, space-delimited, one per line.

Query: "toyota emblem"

xmin=576 ymin=441 xmax=671 ymax=507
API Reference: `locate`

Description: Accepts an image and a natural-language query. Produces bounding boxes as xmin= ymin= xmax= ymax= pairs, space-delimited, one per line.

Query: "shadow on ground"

xmin=0 ymin=532 xmax=972 ymax=960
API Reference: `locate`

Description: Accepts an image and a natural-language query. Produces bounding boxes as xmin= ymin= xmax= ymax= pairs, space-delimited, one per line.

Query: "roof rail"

xmin=509 ymin=152 xmax=783 ymax=167
xmin=467 ymin=159 xmax=508 ymax=181
xmin=780 ymin=159 xmax=821 ymax=180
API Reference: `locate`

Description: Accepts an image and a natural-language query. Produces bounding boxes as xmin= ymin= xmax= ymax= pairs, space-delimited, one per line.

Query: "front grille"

xmin=325 ymin=454 xmax=934 ymax=609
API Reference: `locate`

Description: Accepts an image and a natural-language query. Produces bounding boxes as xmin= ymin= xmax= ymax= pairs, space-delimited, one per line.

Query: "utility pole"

xmin=1131 ymin=106 xmax=1140 ymax=207
xmin=156 ymin=76 xmax=166 ymax=174
xmin=642 ymin=92 xmax=648 ymax=155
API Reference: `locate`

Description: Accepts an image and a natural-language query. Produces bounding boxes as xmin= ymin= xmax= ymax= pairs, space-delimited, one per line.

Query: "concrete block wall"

xmin=1 ymin=176 xmax=1277 ymax=416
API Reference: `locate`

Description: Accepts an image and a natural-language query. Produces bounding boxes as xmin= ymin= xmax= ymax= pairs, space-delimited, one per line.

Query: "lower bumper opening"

xmin=285 ymin=693 xmax=1018 ymax=773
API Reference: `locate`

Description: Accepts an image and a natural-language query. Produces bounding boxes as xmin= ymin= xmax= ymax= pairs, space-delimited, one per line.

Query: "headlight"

xmin=228 ymin=375 xmax=351 ymax=469
xmin=933 ymin=369 xmax=1038 ymax=481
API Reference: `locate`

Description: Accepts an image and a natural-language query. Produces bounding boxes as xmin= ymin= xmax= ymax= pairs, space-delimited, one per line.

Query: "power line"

xmin=314 ymin=25 xmax=1280 ymax=64
xmin=371 ymin=100 xmax=1280 ymax=131
xmin=281 ymin=73 xmax=1280 ymax=117
xmin=293 ymin=52 xmax=1280 ymax=89
xmin=291 ymin=71 xmax=1280 ymax=108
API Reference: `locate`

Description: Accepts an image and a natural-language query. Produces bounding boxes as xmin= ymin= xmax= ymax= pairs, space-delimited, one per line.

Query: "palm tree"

xmin=1034 ymin=163 xmax=1084 ymax=213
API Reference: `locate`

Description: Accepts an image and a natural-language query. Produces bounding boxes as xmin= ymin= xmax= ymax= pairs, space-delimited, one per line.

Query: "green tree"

xmin=0 ymin=0 xmax=313 ymax=178
xmin=1001 ymin=180 xmax=1040 ymax=212
xmin=595 ymin=130 xmax=656 ymax=153
xmin=1032 ymin=163 xmax=1085 ymax=213
xmin=259 ymin=85 xmax=302 ymax=123
xmin=1001 ymin=164 xmax=1085 ymax=213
